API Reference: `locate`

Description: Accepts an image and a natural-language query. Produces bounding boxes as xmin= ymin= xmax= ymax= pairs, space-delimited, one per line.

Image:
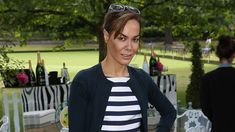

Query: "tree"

xmin=1 ymin=0 xmax=235 ymax=62
xmin=0 ymin=0 xmax=110 ymax=61
xmin=0 ymin=0 xmax=146 ymax=61
xmin=142 ymin=0 xmax=235 ymax=41
xmin=186 ymin=41 xmax=204 ymax=108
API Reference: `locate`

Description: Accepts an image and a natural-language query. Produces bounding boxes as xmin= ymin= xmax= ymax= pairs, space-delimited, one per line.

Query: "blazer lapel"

xmin=94 ymin=64 xmax=113 ymax=130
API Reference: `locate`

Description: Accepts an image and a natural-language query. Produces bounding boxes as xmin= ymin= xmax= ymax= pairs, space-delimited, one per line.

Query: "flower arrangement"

xmin=156 ymin=57 xmax=167 ymax=74
xmin=149 ymin=50 xmax=167 ymax=76
xmin=156 ymin=58 xmax=164 ymax=72
xmin=16 ymin=70 xmax=29 ymax=86
xmin=1 ymin=56 xmax=25 ymax=87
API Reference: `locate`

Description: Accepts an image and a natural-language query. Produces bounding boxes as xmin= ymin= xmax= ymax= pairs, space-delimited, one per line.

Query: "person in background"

xmin=200 ymin=35 xmax=235 ymax=132
xmin=202 ymin=37 xmax=212 ymax=56
xmin=205 ymin=37 xmax=212 ymax=48
xmin=69 ymin=3 xmax=176 ymax=132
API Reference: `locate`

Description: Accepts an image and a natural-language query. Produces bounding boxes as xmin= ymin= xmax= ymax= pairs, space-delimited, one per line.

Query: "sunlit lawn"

xmin=11 ymin=43 xmax=99 ymax=51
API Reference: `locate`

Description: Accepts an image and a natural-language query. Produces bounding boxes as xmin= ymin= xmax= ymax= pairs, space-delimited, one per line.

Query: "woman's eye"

xmin=133 ymin=38 xmax=140 ymax=43
xmin=117 ymin=36 xmax=126 ymax=41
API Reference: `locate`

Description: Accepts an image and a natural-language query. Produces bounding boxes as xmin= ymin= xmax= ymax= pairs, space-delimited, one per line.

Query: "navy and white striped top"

xmin=101 ymin=77 xmax=142 ymax=132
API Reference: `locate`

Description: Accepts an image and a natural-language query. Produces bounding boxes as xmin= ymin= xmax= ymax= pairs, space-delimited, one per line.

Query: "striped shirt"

xmin=101 ymin=77 xmax=142 ymax=132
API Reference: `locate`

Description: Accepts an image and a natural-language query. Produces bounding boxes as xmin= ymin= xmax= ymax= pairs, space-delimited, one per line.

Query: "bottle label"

xmin=39 ymin=77 xmax=45 ymax=85
xmin=150 ymin=67 xmax=159 ymax=76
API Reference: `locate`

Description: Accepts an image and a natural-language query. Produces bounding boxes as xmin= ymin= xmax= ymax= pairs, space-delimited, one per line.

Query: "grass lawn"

xmin=7 ymin=51 xmax=99 ymax=78
xmin=10 ymin=43 xmax=99 ymax=51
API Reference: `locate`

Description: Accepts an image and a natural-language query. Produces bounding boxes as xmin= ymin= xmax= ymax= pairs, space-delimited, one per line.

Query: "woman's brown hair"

xmin=216 ymin=35 xmax=235 ymax=60
xmin=102 ymin=11 xmax=141 ymax=39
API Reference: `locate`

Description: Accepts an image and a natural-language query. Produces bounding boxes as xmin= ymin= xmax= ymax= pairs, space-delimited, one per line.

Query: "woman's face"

xmin=104 ymin=19 xmax=140 ymax=66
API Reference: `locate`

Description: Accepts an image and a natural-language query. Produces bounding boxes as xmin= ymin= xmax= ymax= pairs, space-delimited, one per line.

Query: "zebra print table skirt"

xmin=21 ymin=83 xmax=71 ymax=112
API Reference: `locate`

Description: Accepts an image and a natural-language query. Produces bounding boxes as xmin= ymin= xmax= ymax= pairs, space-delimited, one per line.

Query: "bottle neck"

xmin=37 ymin=52 xmax=41 ymax=64
xmin=29 ymin=60 xmax=33 ymax=70
xmin=41 ymin=59 xmax=45 ymax=66
xmin=151 ymin=49 xmax=156 ymax=57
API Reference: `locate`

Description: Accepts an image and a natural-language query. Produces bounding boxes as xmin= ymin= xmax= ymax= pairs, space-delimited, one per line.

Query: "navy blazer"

xmin=68 ymin=64 xmax=176 ymax=132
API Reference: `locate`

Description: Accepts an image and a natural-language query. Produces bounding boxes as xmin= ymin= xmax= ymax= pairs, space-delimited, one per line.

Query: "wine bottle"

xmin=149 ymin=49 xmax=158 ymax=76
xmin=61 ymin=62 xmax=70 ymax=84
xmin=142 ymin=54 xmax=149 ymax=74
xmin=36 ymin=52 xmax=45 ymax=86
xmin=42 ymin=59 xmax=49 ymax=86
xmin=28 ymin=60 xmax=36 ymax=86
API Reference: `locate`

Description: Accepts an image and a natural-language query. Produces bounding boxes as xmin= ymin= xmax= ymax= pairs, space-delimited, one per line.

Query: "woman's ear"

xmin=103 ymin=29 xmax=109 ymax=44
xmin=229 ymin=53 xmax=235 ymax=63
xmin=232 ymin=53 xmax=235 ymax=59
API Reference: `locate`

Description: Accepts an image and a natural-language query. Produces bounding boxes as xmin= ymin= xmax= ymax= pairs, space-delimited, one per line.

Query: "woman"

xmin=69 ymin=3 xmax=176 ymax=132
xmin=200 ymin=35 xmax=235 ymax=132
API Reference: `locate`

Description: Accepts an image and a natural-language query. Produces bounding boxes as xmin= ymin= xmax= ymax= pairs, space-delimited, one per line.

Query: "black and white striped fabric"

xmin=21 ymin=83 xmax=71 ymax=112
xmin=101 ymin=77 xmax=142 ymax=132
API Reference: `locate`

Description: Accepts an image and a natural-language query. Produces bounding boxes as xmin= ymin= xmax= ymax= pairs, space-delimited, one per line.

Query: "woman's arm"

xmin=148 ymin=79 xmax=177 ymax=132
xmin=68 ymin=72 xmax=88 ymax=131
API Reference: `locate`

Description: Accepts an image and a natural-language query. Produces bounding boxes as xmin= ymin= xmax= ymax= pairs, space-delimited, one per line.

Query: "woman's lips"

xmin=121 ymin=54 xmax=132 ymax=60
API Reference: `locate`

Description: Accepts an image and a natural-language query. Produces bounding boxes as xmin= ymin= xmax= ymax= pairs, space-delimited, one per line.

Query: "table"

xmin=21 ymin=83 xmax=70 ymax=112
xmin=202 ymin=47 xmax=211 ymax=56
xmin=1 ymin=83 xmax=70 ymax=132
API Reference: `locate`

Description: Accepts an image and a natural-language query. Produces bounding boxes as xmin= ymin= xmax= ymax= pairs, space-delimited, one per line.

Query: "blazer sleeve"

xmin=147 ymin=76 xmax=177 ymax=132
xmin=200 ymin=75 xmax=212 ymax=120
xmin=68 ymin=72 xmax=89 ymax=132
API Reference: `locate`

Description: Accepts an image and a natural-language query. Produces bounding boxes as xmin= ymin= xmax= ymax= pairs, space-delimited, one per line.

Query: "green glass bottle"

xmin=28 ymin=60 xmax=36 ymax=86
xmin=36 ymin=52 xmax=45 ymax=86
xmin=149 ymin=49 xmax=158 ymax=76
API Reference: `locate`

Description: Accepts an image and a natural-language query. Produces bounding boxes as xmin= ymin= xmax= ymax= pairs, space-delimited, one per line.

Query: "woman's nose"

xmin=126 ymin=40 xmax=132 ymax=50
